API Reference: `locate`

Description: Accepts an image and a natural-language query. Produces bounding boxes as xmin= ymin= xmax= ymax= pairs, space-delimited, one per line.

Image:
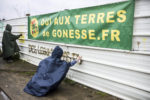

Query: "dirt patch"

xmin=0 ymin=71 xmax=120 ymax=100
xmin=0 ymin=57 xmax=120 ymax=100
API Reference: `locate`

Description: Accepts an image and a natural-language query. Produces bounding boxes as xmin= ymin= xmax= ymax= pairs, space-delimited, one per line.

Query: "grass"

xmin=20 ymin=71 xmax=35 ymax=76
xmin=64 ymin=78 xmax=76 ymax=85
xmin=96 ymin=91 xmax=109 ymax=97
xmin=0 ymin=70 xmax=35 ymax=76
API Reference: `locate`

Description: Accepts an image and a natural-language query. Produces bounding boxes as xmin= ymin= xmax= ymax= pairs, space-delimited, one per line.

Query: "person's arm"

xmin=69 ymin=60 xmax=77 ymax=67
xmin=68 ymin=56 xmax=82 ymax=67
xmin=9 ymin=33 xmax=22 ymax=41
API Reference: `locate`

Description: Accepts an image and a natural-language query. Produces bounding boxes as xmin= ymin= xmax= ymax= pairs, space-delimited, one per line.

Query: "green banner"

xmin=28 ymin=0 xmax=135 ymax=50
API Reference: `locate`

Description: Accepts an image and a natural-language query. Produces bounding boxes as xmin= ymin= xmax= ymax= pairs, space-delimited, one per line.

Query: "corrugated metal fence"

xmin=0 ymin=0 xmax=150 ymax=100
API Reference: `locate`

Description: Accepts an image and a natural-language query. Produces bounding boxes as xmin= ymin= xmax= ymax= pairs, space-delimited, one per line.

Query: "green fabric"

xmin=28 ymin=0 xmax=135 ymax=50
xmin=2 ymin=24 xmax=21 ymax=59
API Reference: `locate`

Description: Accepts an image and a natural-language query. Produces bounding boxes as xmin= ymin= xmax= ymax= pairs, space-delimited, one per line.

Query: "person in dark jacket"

xmin=2 ymin=24 xmax=22 ymax=62
xmin=24 ymin=46 xmax=81 ymax=96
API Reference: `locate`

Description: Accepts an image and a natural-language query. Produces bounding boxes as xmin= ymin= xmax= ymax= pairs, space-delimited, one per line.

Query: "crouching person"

xmin=24 ymin=46 xmax=81 ymax=96
xmin=2 ymin=24 xmax=22 ymax=63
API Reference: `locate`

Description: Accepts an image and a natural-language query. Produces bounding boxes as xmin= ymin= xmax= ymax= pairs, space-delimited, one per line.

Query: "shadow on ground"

xmin=0 ymin=57 xmax=120 ymax=100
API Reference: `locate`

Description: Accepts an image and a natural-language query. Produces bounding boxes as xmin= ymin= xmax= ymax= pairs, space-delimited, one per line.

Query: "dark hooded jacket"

xmin=24 ymin=46 xmax=77 ymax=96
xmin=2 ymin=24 xmax=21 ymax=59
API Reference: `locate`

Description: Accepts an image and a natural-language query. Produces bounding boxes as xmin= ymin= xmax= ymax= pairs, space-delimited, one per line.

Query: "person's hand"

xmin=77 ymin=56 xmax=82 ymax=64
xmin=19 ymin=34 xmax=23 ymax=37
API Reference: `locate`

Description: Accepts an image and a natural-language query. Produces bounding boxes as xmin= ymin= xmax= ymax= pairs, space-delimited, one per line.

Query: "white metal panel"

xmin=16 ymin=50 xmax=150 ymax=100
xmin=11 ymin=25 xmax=27 ymax=33
xmin=133 ymin=36 xmax=150 ymax=51
xmin=68 ymin=69 xmax=150 ymax=100
xmin=13 ymin=38 xmax=150 ymax=100
xmin=18 ymin=42 xmax=150 ymax=90
xmin=0 ymin=0 xmax=150 ymax=100
xmin=134 ymin=0 xmax=150 ymax=18
xmin=2 ymin=17 xmax=27 ymax=26
xmin=16 ymin=39 xmax=150 ymax=73
xmin=71 ymin=61 xmax=150 ymax=91
xmin=133 ymin=18 xmax=150 ymax=36
xmin=0 ymin=26 xmax=27 ymax=34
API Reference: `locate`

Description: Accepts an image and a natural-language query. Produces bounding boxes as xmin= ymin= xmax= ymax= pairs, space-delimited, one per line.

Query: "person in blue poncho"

xmin=24 ymin=46 xmax=81 ymax=96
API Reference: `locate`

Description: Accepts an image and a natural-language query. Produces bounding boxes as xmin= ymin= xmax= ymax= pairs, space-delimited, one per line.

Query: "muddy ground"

xmin=0 ymin=57 xmax=120 ymax=100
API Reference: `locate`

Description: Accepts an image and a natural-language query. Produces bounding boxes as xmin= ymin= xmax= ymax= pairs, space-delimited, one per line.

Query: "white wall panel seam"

xmin=67 ymin=71 xmax=140 ymax=100
xmin=1 ymin=17 xmax=27 ymax=21
xmin=0 ymin=25 xmax=27 ymax=27
xmin=84 ymin=58 xmax=150 ymax=74
xmin=17 ymin=39 xmax=150 ymax=55
xmin=19 ymin=51 xmax=42 ymax=61
xmin=135 ymin=15 xmax=150 ymax=18
xmin=1 ymin=33 xmax=150 ymax=37
xmin=69 ymin=69 xmax=150 ymax=98
xmin=68 ymin=78 xmax=133 ymax=100
xmin=19 ymin=51 xmax=150 ymax=74
xmin=11 ymin=32 xmax=27 ymax=33
xmin=17 ymin=53 xmax=149 ymax=100
xmin=68 ymin=70 xmax=150 ymax=99
xmin=70 ymin=67 xmax=150 ymax=92
xmin=18 ymin=44 xmax=28 ymax=48
xmin=133 ymin=34 xmax=150 ymax=37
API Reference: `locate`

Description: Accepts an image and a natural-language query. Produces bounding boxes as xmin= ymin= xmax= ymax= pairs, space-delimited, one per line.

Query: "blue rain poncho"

xmin=24 ymin=46 xmax=77 ymax=96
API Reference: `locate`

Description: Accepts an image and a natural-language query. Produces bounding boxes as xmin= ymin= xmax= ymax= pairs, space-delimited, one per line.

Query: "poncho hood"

xmin=52 ymin=46 xmax=63 ymax=58
xmin=5 ymin=24 xmax=12 ymax=32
